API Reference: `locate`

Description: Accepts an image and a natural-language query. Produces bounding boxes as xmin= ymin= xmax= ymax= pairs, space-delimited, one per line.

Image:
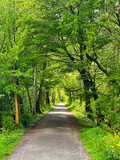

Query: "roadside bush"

xmin=2 ymin=116 xmax=15 ymax=132
xmin=67 ymin=100 xmax=86 ymax=117
xmin=91 ymin=90 xmax=120 ymax=130
xmin=20 ymin=112 xmax=33 ymax=127
xmin=78 ymin=117 xmax=96 ymax=127
xmin=41 ymin=104 xmax=53 ymax=114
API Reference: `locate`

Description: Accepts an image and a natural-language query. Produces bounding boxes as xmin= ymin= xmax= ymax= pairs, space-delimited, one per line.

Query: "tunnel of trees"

xmin=0 ymin=0 xmax=120 ymax=130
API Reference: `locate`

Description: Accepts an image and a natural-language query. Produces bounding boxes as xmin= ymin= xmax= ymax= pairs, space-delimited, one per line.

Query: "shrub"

xmin=2 ymin=116 xmax=15 ymax=132
xmin=41 ymin=104 xmax=53 ymax=114
xmin=67 ymin=100 xmax=86 ymax=117
xmin=78 ymin=117 xmax=96 ymax=127
xmin=20 ymin=112 xmax=33 ymax=127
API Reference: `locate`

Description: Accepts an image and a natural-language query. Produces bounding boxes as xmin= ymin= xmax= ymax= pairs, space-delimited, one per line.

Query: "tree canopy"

xmin=0 ymin=0 xmax=120 ymax=130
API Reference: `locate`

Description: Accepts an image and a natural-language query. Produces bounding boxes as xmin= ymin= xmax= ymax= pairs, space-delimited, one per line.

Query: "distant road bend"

xmin=7 ymin=103 xmax=90 ymax=160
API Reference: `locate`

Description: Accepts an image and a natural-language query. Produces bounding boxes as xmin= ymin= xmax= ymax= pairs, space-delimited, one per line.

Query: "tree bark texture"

xmin=13 ymin=77 xmax=19 ymax=128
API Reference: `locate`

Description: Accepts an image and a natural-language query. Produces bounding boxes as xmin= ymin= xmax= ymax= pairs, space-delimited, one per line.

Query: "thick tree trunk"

xmin=84 ymin=88 xmax=93 ymax=119
xmin=33 ymin=66 xmax=37 ymax=115
xmin=79 ymin=69 xmax=93 ymax=118
xmin=13 ymin=77 xmax=19 ymax=128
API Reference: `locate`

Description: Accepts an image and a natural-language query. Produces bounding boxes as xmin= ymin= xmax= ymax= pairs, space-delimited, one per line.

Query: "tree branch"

xmin=86 ymin=53 xmax=109 ymax=76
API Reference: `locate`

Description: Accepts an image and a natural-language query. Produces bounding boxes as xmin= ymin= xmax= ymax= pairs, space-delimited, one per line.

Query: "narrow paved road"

xmin=7 ymin=103 xmax=89 ymax=160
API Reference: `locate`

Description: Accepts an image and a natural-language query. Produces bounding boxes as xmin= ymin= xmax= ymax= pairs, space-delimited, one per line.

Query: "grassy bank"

xmin=67 ymin=102 xmax=120 ymax=160
xmin=0 ymin=113 xmax=43 ymax=160
xmin=0 ymin=129 xmax=24 ymax=160
xmin=80 ymin=127 xmax=120 ymax=160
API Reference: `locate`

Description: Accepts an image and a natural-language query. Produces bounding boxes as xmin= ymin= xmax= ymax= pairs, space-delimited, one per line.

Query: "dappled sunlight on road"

xmin=48 ymin=111 xmax=73 ymax=115
xmin=54 ymin=106 xmax=67 ymax=110
xmin=56 ymin=103 xmax=65 ymax=106
xmin=48 ymin=103 xmax=73 ymax=115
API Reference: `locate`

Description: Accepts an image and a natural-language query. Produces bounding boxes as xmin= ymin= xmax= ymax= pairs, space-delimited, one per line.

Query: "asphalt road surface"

xmin=7 ymin=103 xmax=90 ymax=160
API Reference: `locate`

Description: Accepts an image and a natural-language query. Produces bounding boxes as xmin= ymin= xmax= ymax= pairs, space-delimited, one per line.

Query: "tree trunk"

xmin=79 ymin=69 xmax=93 ymax=118
xmin=52 ymin=91 xmax=55 ymax=103
xmin=18 ymin=95 xmax=20 ymax=118
xmin=36 ymin=88 xmax=43 ymax=113
xmin=69 ymin=92 xmax=72 ymax=104
xmin=40 ymin=88 xmax=44 ymax=108
xmin=33 ymin=66 xmax=37 ymax=115
xmin=84 ymin=87 xmax=93 ymax=119
xmin=36 ymin=61 xmax=46 ymax=112
xmin=26 ymin=87 xmax=32 ymax=111
xmin=46 ymin=90 xmax=50 ymax=105
xmin=13 ymin=77 xmax=19 ymax=128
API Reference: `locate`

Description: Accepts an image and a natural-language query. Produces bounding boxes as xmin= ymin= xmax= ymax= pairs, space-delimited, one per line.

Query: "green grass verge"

xmin=79 ymin=127 xmax=120 ymax=160
xmin=80 ymin=127 xmax=108 ymax=160
xmin=0 ymin=113 xmax=44 ymax=160
xmin=0 ymin=129 xmax=24 ymax=160
xmin=67 ymin=103 xmax=120 ymax=159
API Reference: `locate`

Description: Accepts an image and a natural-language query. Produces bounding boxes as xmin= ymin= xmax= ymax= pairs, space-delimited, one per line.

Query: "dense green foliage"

xmin=0 ymin=0 xmax=120 ymax=158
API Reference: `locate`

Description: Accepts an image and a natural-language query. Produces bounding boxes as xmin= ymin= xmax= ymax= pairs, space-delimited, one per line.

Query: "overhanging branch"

xmin=86 ymin=53 xmax=109 ymax=76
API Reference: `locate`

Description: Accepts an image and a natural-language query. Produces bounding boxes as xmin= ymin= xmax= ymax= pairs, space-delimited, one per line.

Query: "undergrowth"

xmin=0 ymin=129 xmax=24 ymax=160
xmin=0 ymin=104 xmax=54 ymax=160
xmin=67 ymin=102 xmax=120 ymax=160
xmin=80 ymin=127 xmax=120 ymax=160
xmin=41 ymin=104 xmax=54 ymax=114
